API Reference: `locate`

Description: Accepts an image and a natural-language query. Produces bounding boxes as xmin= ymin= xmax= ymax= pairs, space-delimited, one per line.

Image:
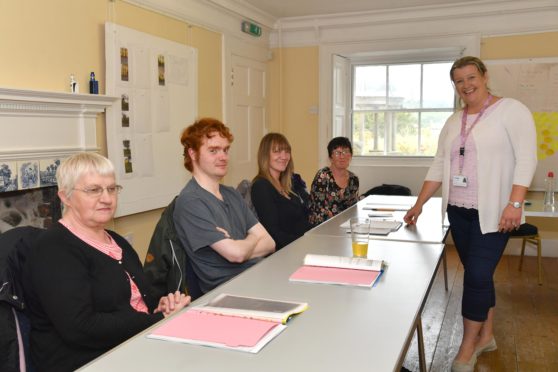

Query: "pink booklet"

xmin=148 ymin=309 xmax=286 ymax=353
xmin=290 ymin=265 xmax=382 ymax=287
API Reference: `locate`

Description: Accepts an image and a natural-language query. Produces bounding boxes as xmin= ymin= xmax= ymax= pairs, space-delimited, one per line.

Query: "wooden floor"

xmin=402 ymin=245 xmax=558 ymax=372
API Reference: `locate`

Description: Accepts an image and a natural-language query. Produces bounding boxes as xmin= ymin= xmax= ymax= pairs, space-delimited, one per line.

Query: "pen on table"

xmin=372 ymin=208 xmax=407 ymax=211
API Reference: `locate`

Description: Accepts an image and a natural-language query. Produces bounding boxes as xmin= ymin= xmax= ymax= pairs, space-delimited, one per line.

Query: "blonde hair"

xmin=450 ymin=56 xmax=488 ymax=82
xmin=57 ymin=152 xmax=115 ymax=199
xmin=254 ymin=133 xmax=294 ymax=194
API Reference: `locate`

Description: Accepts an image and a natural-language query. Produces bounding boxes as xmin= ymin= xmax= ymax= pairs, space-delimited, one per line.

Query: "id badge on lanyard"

xmin=453 ymin=175 xmax=468 ymax=187
xmin=456 ymin=94 xmax=492 ymax=188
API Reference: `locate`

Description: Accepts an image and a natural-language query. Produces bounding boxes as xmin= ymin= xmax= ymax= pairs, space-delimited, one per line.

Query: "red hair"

xmin=180 ymin=118 xmax=234 ymax=172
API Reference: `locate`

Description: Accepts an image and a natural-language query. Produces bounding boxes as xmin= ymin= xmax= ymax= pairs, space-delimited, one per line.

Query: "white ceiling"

xmin=240 ymin=0 xmax=502 ymax=18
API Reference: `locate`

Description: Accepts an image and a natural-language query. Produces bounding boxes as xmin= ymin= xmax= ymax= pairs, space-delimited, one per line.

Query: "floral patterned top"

xmin=308 ymin=166 xmax=359 ymax=226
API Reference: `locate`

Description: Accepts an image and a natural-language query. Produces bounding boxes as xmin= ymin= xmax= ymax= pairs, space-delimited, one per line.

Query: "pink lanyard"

xmin=458 ymin=94 xmax=492 ymax=173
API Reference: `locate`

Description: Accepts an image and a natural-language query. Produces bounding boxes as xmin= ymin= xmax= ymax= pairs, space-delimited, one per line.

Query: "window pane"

xmin=352 ymin=111 xmax=385 ymax=156
xmin=388 ymin=64 xmax=421 ymax=109
xmin=419 ymin=111 xmax=453 ymax=155
xmin=392 ymin=112 xmax=419 ymax=155
xmin=423 ymin=63 xmax=454 ymax=108
xmin=353 ymin=65 xmax=387 ymax=110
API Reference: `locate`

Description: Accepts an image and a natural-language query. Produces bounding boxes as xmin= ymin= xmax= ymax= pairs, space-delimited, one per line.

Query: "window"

xmin=352 ymin=62 xmax=455 ymax=157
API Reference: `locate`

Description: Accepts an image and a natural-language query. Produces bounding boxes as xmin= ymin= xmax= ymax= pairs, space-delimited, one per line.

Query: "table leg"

xmin=417 ymin=315 xmax=427 ymax=372
xmin=441 ymin=246 xmax=448 ymax=291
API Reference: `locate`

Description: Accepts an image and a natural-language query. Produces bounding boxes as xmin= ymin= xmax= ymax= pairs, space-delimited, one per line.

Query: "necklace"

xmin=458 ymin=94 xmax=492 ymax=173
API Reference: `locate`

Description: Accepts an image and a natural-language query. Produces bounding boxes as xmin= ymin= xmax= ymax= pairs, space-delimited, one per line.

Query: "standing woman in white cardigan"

xmin=404 ymin=56 xmax=537 ymax=372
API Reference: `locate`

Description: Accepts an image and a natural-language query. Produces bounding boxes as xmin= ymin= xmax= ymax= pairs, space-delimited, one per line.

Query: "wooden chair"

xmin=510 ymin=223 xmax=542 ymax=285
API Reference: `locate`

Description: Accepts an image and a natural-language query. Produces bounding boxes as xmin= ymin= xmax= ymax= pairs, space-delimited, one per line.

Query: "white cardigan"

xmin=426 ymin=98 xmax=537 ymax=234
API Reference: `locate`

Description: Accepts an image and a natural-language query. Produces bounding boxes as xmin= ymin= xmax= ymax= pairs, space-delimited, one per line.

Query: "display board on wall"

xmin=486 ymin=58 xmax=558 ymax=190
xmin=105 ymin=23 xmax=197 ymax=217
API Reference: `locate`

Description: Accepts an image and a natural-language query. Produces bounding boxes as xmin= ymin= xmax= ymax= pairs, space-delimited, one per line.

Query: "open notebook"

xmin=148 ymin=294 xmax=308 ymax=353
xmin=290 ymin=254 xmax=385 ymax=287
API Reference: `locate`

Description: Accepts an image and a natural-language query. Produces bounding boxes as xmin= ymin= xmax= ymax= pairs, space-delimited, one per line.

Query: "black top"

xmin=22 ymin=222 xmax=163 ymax=372
xmin=251 ymin=177 xmax=310 ymax=250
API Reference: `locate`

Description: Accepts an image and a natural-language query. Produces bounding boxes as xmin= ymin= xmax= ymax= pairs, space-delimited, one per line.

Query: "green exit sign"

xmin=241 ymin=21 xmax=262 ymax=37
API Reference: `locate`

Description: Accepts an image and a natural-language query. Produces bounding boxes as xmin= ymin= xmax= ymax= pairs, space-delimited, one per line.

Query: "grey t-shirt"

xmin=173 ymin=177 xmax=260 ymax=293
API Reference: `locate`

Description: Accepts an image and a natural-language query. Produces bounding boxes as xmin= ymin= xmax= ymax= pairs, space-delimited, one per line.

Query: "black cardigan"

xmin=251 ymin=177 xmax=310 ymax=249
xmin=23 ymin=223 xmax=164 ymax=372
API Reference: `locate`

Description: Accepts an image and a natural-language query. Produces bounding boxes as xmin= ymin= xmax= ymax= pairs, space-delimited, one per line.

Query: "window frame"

xmin=350 ymin=60 xmax=456 ymax=158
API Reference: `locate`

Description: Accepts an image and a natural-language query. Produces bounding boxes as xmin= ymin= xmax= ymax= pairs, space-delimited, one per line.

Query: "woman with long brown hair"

xmin=251 ymin=133 xmax=310 ymax=250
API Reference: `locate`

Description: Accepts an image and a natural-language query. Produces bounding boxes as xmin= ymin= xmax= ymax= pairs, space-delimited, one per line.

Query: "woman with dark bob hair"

xmin=251 ymin=133 xmax=310 ymax=249
xmin=23 ymin=152 xmax=189 ymax=372
xmin=308 ymin=136 xmax=359 ymax=226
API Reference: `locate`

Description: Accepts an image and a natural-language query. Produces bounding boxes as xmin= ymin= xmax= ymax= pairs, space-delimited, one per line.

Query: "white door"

xmin=226 ymin=54 xmax=267 ymax=186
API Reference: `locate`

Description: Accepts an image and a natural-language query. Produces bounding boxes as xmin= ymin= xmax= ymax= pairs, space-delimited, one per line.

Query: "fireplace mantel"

xmin=0 ymin=87 xmax=118 ymax=161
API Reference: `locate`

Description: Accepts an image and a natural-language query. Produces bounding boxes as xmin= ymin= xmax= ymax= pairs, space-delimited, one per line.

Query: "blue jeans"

xmin=447 ymin=205 xmax=509 ymax=322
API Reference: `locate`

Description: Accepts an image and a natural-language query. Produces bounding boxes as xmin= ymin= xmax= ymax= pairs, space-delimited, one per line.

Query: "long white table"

xmin=308 ymin=195 xmax=450 ymax=291
xmin=80 ymin=235 xmax=445 ymax=372
xmin=306 ymin=195 xmax=450 ymax=371
xmin=307 ymin=195 xmax=449 ymax=244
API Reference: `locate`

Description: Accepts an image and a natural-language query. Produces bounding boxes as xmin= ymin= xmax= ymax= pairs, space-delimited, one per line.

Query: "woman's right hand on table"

xmin=404 ymin=205 xmax=423 ymax=225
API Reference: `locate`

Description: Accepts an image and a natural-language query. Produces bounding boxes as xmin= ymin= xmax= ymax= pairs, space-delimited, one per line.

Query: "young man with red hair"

xmin=173 ymin=118 xmax=275 ymax=293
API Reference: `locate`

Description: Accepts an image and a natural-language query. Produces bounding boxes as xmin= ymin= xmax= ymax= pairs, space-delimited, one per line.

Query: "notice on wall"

xmin=105 ymin=23 xmax=198 ymax=216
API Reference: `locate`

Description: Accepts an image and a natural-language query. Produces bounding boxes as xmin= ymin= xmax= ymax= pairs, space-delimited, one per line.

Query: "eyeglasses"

xmin=73 ymin=185 xmax=123 ymax=197
xmin=332 ymin=150 xmax=351 ymax=157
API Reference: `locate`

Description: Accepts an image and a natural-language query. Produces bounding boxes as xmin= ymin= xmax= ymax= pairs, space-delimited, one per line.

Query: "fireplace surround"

xmin=0 ymin=87 xmax=116 ymax=232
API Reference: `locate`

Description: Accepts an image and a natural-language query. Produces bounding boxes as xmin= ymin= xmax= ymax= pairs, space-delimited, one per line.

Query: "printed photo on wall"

xmin=158 ymin=54 xmax=166 ymax=86
xmin=122 ymin=113 xmax=130 ymax=127
xmin=121 ymin=93 xmax=130 ymax=128
xmin=18 ymin=161 xmax=40 ymax=190
xmin=121 ymin=47 xmax=129 ymax=82
xmin=0 ymin=161 xmax=18 ymax=193
xmin=39 ymin=159 xmax=61 ymax=187
xmin=123 ymin=139 xmax=133 ymax=174
xmin=121 ymin=94 xmax=130 ymax=111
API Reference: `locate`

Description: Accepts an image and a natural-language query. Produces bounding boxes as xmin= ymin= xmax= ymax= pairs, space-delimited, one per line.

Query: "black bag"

xmin=363 ymin=184 xmax=411 ymax=197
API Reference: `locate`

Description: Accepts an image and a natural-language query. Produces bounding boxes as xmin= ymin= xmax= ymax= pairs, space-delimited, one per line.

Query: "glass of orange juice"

xmin=350 ymin=217 xmax=371 ymax=258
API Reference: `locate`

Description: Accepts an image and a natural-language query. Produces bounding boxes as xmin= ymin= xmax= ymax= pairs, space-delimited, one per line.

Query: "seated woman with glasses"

xmin=23 ymin=152 xmax=190 ymax=372
xmin=251 ymin=133 xmax=311 ymax=250
xmin=308 ymin=137 xmax=360 ymax=226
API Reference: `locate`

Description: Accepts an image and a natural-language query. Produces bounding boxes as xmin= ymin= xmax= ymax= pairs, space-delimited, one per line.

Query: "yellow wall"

xmin=481 ymin=31 xmax=558 ymax=59
xmin=188 ymin=27 xmax=223 ymax=120
xmin=0 ymin=0 xmax=222 ymax=260
xmin=268 ymin=46 xmax=319 ymax=184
